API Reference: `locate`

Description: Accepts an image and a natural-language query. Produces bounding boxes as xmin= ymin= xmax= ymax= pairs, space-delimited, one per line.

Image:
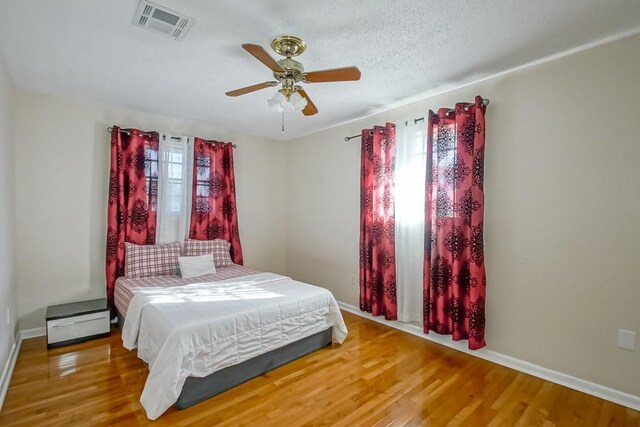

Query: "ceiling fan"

xmin=225 ymin=36 xmax=361 ymax=116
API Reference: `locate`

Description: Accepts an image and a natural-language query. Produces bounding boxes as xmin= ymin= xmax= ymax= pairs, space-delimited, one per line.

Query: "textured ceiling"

xmin=1 ymin=0 xmax=640 ymax=141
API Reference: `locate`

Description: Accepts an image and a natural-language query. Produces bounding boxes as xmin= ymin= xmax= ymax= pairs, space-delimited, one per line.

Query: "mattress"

xmin=114 ymin=264 xmax=257 ymax=316
xmin=121 ymin=272 xmax=348 ymax=420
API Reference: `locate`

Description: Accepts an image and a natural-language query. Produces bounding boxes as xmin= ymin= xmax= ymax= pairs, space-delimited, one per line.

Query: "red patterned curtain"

xmin=359 ymin=123 xmax=397 ymax=320
xmin=188 ymin=138 xmax=243 ymax=264
xmin=106 ymin=127 xmax=159 ymax=309
xmin=423 ymin=96 xmax=487 ymax=349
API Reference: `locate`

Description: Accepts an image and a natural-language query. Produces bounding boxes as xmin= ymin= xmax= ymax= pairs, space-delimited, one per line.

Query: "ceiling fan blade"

xmin=297 ymin=87 xmax=318 ymax=116
xmin=225 ymin=81 xmax=278 ymax=97
xmin=242 ymin=44 xmax=285 ymax=73
xmin=304 ymin=66 xmax=361 ymax=83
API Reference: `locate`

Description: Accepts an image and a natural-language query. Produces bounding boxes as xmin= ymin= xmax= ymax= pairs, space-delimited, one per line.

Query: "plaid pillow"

xmin=124 ymin=242 xmax=181 ymax=278
xmin=183 ymin=239 xmax=233 ymax=267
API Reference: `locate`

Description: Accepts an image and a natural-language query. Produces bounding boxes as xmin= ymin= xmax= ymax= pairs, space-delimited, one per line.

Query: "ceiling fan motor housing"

xmin=274 ymin=57 xmax=305 ymax=84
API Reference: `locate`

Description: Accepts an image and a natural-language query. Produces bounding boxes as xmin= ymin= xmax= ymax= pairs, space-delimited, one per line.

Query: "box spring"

xmin=117 ymin=311 xmax=332 ymax=409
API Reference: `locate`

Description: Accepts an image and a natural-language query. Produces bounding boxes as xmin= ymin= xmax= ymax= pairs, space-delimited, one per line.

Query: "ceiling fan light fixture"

xmin=268 ymin=90 xmax=308 ymax=113
xmin=290 ymin=91 xmax=308 ymax=111
xmin=268 ymin=91 xmax=286 ymax=112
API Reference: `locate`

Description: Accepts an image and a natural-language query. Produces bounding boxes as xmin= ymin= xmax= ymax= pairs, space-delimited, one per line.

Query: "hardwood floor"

xmin=1 ymin=311 xmax=638 ymax=426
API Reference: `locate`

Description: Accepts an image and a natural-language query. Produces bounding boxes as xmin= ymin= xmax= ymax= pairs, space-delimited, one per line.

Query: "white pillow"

xmin=178 ymin=254 xmax=216 ymax=279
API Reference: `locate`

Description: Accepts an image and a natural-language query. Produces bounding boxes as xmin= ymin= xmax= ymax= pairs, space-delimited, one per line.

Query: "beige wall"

xmin=13 ymin=93 xmax=288 ymax=329
xmin=286 ymin=33 xmax=640 ymax=396
xmin=0 ymin=56 xmax=17 ymax=379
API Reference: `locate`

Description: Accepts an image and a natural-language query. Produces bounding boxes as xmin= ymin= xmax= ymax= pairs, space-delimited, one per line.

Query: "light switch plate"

xmin=617 ymin=329 xmax=637 ymax=351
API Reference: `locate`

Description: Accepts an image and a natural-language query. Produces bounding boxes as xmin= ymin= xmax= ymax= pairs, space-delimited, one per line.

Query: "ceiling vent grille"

xmin=133 ymin=0 xmax=194 ymax=41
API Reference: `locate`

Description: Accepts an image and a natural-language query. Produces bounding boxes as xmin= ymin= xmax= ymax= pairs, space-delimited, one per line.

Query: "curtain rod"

xmin=106 ymin=127 xmax=238 ymax=148
xmin=344 ymin=98 xmax=490 ymax=142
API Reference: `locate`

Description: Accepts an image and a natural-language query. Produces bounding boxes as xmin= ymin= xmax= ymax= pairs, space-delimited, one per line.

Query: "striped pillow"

xmin=124 ymin=242 xmax=181 ymax=278
xmin=183 ymin=239 xmax=233 ymax=267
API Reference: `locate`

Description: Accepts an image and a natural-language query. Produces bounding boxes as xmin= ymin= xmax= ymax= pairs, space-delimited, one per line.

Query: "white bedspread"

xmin=122 ymin=273 xmax=348 ymax=420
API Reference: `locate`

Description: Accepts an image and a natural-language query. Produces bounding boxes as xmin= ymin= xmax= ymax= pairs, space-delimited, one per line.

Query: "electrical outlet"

xmin=617 ymin=329 xmax=637 ymax=351
xmin=350 ymin=274 xmax=356 ymax=286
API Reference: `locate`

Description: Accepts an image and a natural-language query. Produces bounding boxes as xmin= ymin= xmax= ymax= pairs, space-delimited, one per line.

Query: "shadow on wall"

xmin=87 ymin=122 xmax=111 ymax=306
xmin=287 ymin=243 xmax=359 ymax=307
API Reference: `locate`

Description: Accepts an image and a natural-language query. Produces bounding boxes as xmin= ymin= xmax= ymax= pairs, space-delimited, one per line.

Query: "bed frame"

xmin=117 ymin=311 xmax=332 ymax=409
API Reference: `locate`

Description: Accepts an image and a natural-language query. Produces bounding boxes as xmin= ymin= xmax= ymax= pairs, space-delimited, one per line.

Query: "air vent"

xmin=132 ymin=0 xmax=194 ymax=41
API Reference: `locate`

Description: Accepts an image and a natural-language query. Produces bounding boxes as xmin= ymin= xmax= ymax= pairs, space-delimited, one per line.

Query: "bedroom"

xmin=0 ymin=0 xmax=639 ymax=425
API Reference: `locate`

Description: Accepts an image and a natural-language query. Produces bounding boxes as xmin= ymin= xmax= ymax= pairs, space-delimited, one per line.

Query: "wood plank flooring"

xmin=1 ymin=311 xmax=638 ymax=426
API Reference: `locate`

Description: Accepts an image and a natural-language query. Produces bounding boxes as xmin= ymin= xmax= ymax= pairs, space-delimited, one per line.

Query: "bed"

xmin=114 ymin=265 xmax=348 ymax=420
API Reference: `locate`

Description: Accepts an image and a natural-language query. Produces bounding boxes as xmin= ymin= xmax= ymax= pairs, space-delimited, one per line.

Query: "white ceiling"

xmin=1 ymin=1 xmax=640 ymax=141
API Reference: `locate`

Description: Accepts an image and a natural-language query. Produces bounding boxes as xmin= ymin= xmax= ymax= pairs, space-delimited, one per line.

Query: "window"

xmin=394 ymin=121 xmax=427 ymax=323
xmin=394 ymin=123 xmax=427 ymax=225
xmin=156 ymin=135 xmax=193 ymax=244
xmin=164 ymin=147 xmax=186 ymax=215
xmin=145 ymin=147 xmax=158 ymax=210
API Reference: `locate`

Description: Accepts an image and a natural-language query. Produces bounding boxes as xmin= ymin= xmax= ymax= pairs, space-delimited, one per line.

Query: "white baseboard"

xmin=0 ymin=334 xmax=21 ymax=412
xmin=20 ymin=327 xmax=46 ymax=340
xmin=338 ymin=301 xmax=640 ymax=412
xmin=0 ymin=327 xmax=46 ymax=411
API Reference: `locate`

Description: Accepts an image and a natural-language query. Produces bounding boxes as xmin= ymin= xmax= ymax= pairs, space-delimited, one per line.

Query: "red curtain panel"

xmin=106 ymin=127 xmax=159 ymax=309
xmin=359 ymin=123 xmax=398 ymax=320
xmin=423 ymin=96 xmax=487 ymax=350
xmin=188 ymin=138 xmax=243 ymax=265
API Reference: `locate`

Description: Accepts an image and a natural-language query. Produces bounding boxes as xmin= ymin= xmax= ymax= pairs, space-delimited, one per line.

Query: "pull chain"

xmin=281 ymin=109 xmax=285 ymax=132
